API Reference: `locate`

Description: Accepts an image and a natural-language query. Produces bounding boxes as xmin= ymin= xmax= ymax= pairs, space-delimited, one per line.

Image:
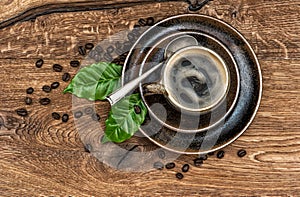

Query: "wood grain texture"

xmin=0 ymin=0 xmax=300 ymax=196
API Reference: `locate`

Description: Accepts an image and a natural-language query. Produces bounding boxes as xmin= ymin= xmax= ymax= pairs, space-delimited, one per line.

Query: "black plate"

xmin=122 ymin=14 xmax=262 ymax=154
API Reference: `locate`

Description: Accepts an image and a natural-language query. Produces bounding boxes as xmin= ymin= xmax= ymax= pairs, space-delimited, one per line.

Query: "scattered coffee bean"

xmin=199 ymin=154 xmax=208 ymax=161
xmin=78 ymin=46 xmax=86 ymax=56
xmin=106 ymin=46 xmax=114 ymax=54
xmin=70 ymin=60 xmax=80 ymax=67
xmin=85 ymin=43 xmax=94 ymax=50
xmin=52 ymin=112 xmax=61 ymax=120
xmin=182 ymin=164 xmax=190 ymax=173
xmin=176 ymin=172 xmax=184 ymax=180
xmin=208 ymin=152 xmax=215 ymax=156
xmin=146 ymin=17 xmax=155 ymax=26
xmin=182 ymin=60 xmax=192 ymax=67
xmin=193 ymin=158 xmax=203 ymax=167
xmin=62 ymin=114 xmax=69 ymax=123
xmin=35 ymin=59 xmax=44 ymax=68
xmin=42 ymin=85 xmax=51 ymax=93
xmin=62 ymin=73 xmax=71 ymax=82
xmin=74 ymin=111 xmax=83 ymax=119
xmin=158 ymin=150 xmax=166 ymax=159
xmin=134 ymin=105 xmax=141 ymax=114
xmin=26 ymin=87 xmax=34 ymax=94
xmin=24 ymin=97 xmax=32 ymax=105
xmin=133 ymin=24 xmax=140 ymax=28
xmin=165 ymin=162 xmax=175 ymax=169
xmin=92 ymin=113 xmax=101 ymax=122
xmin=39 ymin=98 xmax=51 ymax=105
xmin=16 ymin=108 xmax=28 ymax=117
xmin=53 ymin=64 xmax=63 ymax=72
xmin=153 ymin=161 xmax=164 ymax=170
xmin=138 ymin=18 xmax=147 ymax=26
xmin=237 ymin=149 xmax=247 ymax=157
xmin=51 ymin=82 xmax=60 ymax=89
xmin=217 ymin=150 xmax=225 ymax=159
xmin=84 ymin=107 xmax=94 ymax=115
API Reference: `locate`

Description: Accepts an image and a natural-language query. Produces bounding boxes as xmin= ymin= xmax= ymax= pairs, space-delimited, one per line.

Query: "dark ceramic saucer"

xmin=122 ymin=14 xmax=262 ymax=154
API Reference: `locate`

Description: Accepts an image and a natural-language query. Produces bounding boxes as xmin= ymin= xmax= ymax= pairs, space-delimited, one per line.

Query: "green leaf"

xmin=63 ymin=62 xmax=122 ymax=101
xmin=103 ymin=93 xmax=147 ymax=143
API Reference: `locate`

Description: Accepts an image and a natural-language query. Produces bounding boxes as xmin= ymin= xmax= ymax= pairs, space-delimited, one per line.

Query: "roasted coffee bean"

xmin=16 ymin=108 xmax=28 ymax=117
xmin=53 ymin=64 xmax=63 ymax=72
xmin=199 ymin=154 xmax=208 ymax=161
xmin=176 ymin=172 xmax=184 ymax=180
xmin=208 ymin=151 xmax=215 ymax=156
xmin=182 ymin=164 xmax=190 ymax=173
xmin=24 ymin=97 xmax=32 ymax=105
xmin=70 ymin=60 xmax=80 ymax=67
xmin=74 ymin=111 xmax=83 ymax=119
xmin=84 ymin=107 xmax=94 ymax=115
xmin=106 ymin=46 xmax=114 ymax=54
xmin=134 ymin=105 xmax=141 ymax=114
xmin=51 ymin=82 xmax=60 ymax=89
xmin=193 ymin=158 xmax=203 ymax=167
xmin=78 ymin=46 xmax=86 ymax=56
xmin=39 ymin=98 xmax=51 ymax=105
xmin=85 ymin=43 xmax=94 ymax=50
xmin=42 ymin=85 xmax=51 ymax=93
xmin=52 ymin=112 xmax=61 ymax=120
xmin=138 ymin=18 xmax=147 ymax=26
xmin=237 ymin=149 xmax=247 ymax=157
xmin=62 ymin=73 xmax=71 ymax=82
xmin=146 ymin=17 xmax=155 ymax=26
xmin=153 ymin=161 xmax=164 ymax=170
xmin=35 ymin=59 xmax=44 ymax=68
xmin=103 ymin=53 xmax=113 ymax=62
xmin=217 ymin=150 xmax=225 ymax=159
xmin=158 ymin=150 xmax=166 ymax=159
xmin=165 ymin=162 xmax=175 ymax=169
xmin=92 ymin=113 xmax=101 ymax=122
xmin=182 ymin=60 xmax=192 ymax=67
xmin=62 ymin=114 xmax=69 ymax=123
xmin=26 ymin=87 xmax=34 ymax=94
xmin=133 ymin=24 xmax=140 ymax=28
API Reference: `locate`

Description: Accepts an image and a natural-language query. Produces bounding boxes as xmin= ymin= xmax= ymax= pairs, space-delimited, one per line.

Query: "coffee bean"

xmin=182 ymin=60 xmax=191 ymax=67
xmin=217 ymin=150 xmax=225 ymax=159
xmin=26 ymin=87 xmax=34 ymax=94
xmin=42 ymin=85 xmax=51 ymax=93
xmin=62 ymin=114 xmax=69 ymax=123
xmin=182 ymin=164 xmax=190 ymax=173
xmin=62 ymin=73 xmax=71 ymax=82
xmin=16 ymin=108 xmax=28 ymax=117
xmin=106 ymin=46 xmax=114 ymax=54
xmin=134 ymin=105 xmax=141 ymax=114
xmin=92 ymin=113 xmax=101 ymax=122
xmin=85 ymin=43 xmax=94 ymax=50
xmin=74 ymin=111 xmax=83 ymax=119
xmin=70 ymin=60 xmax=80 ymax=67
xmin=237 ymin=149 xmax=247 ymax=157
xmin=51 ymin=82 xmax=60 ymax=89
xmin=199 ymin=154 xmax=208 ymax=161
xmin=53 ymin=64 xmax=63 ymax=72
xmin=193 ymin=158 xmax=203 ymax=167
xmin=208 ymin=152 xmax=215 ymax=156
xmin=35 ymin=59 xmax=44 ymax=68
xmin=176 ymin=172 xmax=184 ymax=180
xmin=158 ymin=150 xmax=165 ymax=159
xmin=153 ymin=161 xmax=164 ymax=170
xmin=133 ymin=24 xmax=140 ymax=28
xmin=78 ymin=46 xmax=86 ymax=56
xmin=84 ymin=107 xmax=94 ymax=115
xmin=138 ymin=18 xmax=147 ymax=26
xmin=165 ymin=162 xmax=175 ymax=169
xmin=24 ymin=97 xmax=32 ymax=105
xmin=52 ymin=112 xmax=61 ymax=120
xmin=146 ymin=17 xmax=155 ymax=26
xmin=39 ymin=98 xmax=51 ymax=105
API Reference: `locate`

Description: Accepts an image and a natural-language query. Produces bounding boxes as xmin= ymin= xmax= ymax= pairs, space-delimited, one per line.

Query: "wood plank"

xmin=0 ymin=0 xmax=300 ymax=196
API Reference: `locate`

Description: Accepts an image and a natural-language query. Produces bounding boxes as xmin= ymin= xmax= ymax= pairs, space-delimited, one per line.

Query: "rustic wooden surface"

xmin=0 ymin=0 xmax=300 ymax=196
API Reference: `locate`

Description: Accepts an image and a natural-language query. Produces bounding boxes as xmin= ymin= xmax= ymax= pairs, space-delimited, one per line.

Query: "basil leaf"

xmin=63 ymin=62 xmax=122 ymax=101
xmin=103 ymin=93 xmax=147 ymax=143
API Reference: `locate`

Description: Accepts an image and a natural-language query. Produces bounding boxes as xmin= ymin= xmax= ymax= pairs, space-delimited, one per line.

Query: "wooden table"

xmin=0 ymin=0 xmax=299 ymax=196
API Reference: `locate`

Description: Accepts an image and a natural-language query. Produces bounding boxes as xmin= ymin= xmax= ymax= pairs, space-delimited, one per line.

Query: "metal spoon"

xmin=107 ymin=35 xmax=198 ymax=106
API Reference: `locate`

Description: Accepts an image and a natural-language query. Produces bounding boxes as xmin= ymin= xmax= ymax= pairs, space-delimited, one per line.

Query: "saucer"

xmin=122 ymin=14 xmax=262 ymax=154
